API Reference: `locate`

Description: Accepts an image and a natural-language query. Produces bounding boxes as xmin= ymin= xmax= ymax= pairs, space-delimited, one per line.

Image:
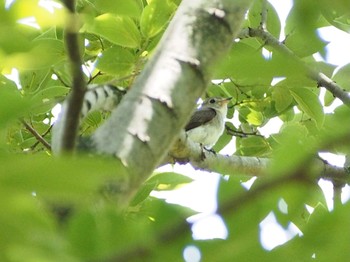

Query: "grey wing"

xmin=185 ymin=107 xmax=216 ymax=131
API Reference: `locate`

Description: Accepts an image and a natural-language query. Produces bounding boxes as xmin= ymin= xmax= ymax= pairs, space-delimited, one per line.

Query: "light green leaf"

xmin=0 ymin=154 xmax=127 ymax=200
xmin=85 ymin=13 xmax=141 ymax=48
xmin=239 ymin=106 xmax=265 ymax=126
xmin=248 ymin=0 xmax=281 ymax=38
xmin=31 ymin=86 xmax=70 ymax=101
xmin=95 ymin=0 xmax=142 ymax=17
xmin=290 ymin=87 xmax=324 ymax=127
xmin=0 ymin=88 xmax=31 ymax=126
xmin=269 ymin=123 xmax=317 ymax=176
xmin=332 ymin=63 xmax=350 ymax=91
xmin=140 ymin=0 xmax=176 ymax=38
xmin=96 ymin=46 xmax=135 ymax=75
xmin=6 ymin=39 xmax=65 ymax=70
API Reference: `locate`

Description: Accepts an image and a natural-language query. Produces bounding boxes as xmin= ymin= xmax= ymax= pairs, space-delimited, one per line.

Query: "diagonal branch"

xmin=21 ymin=120 xmax=51 ymax=150
xmin=241 ymin=27 xmax=350 ymax=107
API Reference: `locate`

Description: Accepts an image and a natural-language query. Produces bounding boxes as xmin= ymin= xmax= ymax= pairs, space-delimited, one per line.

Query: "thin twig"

xmin=259 ymin=0 xmax=268 ymax=31
xmin=21 ymin=120 xmax=51 ymax=150
xmin=51 ymin=68 xmax=70 ymax=87
xmin=333 ymin=182 xmax=343 ymax=209
xmin=241 ymin=27 xmax=350 ymax=107
xmin=31 ymin=124 xmax=53 ymax=150
xmin=225 ymin=123 xmax=263 ymax=138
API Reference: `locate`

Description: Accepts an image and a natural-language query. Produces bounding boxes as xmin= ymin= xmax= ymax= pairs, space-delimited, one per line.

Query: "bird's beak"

xmin=218 ymin=97 xmax=232 ymax=106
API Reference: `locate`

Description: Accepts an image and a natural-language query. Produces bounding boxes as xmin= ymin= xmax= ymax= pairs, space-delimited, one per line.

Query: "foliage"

xmin=0 ymin=0 xmax=350 ymax=261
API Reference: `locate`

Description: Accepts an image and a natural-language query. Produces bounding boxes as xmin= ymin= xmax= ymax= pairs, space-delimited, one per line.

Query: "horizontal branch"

xmin=240 ymin=27 xmax=350 ymax=107
xmin=165 ymin=131 xmax=268 ymax=177
xmin=165 ymin=131 xmax=350 ymax=185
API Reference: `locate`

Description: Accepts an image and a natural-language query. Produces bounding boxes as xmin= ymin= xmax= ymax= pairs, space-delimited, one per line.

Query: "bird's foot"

xmin=204 ymin=147 xmax=216 ymax=155
xmin=199 ymin=144 xmax=216 ymax=160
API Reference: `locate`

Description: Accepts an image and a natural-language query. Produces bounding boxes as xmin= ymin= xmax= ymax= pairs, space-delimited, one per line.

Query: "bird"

xmin=185 ymin=97 xmax=232 ymax=149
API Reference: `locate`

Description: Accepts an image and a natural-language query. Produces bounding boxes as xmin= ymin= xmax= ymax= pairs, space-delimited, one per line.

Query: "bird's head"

xmin=201 ymin=97 xmax=232 ymax=113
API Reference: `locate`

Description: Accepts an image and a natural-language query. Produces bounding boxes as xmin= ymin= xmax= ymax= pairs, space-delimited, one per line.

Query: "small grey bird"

xmin=185 ymin=97 xmax=232 ymax=148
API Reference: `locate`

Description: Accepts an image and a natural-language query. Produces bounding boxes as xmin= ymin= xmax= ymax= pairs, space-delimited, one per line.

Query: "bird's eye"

xmin=209 ymin=99 xmax=216 ymax=104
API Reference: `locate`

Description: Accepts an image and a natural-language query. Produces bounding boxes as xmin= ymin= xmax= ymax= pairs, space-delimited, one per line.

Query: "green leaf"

xmin=85 ymin=13 xmax=141 ymax=48
xmin=31 ymin=85 xmax=70 ymax=101
xmin=272 ymin=86 xmax=293 ymax=112
xmin=83 ymin=111 xmax=103 ymax=127
xmin=269 ymin=123 xmax=317 ymax=176
xmin=238 ymin=106 xmax=265 ymax=126
xmin=147 ymin=172 xmax=193 ymax=190
xmin=28 ymin=85 xmax=69 ymax=115
xmin=0 ymin=88 xmax=31 ymax=127
xmin=213 ymin=127 xmax=232 ymax=153
xmin=214 ymin=42 xmax=271 ymax=84
xmin=236 ymin=136 xmax=270 ymax=156
xmin=290 ymin=87 xmax=324 ymax=127
xmin=284 ymin=30 xmax=328 ymax=58
xmin=0 ymin=154 xmax=127 ymax=201
xmin=0 ymin=74 xmax=17 ymax=89
xmin=320 ymin=0 xmax=350 ymax=32
xmin=130 ymin=180 xmax=158 ymax=206
xmin=5 ymin=38 xmax=65 ymax=70
xmin=95 ymin=0 xmax=142 ymax=17
xmin=248 ymin=0 xmax=281 ymax=38
xmin=96 ymin=46 xmax=135 ymax=75
xmin=284 ymin=2 xmax=327 ymax=57
xmin=332 ymin=63 xmax=350 ymax=91
xmin=140 ymin=0 xmax=176 ymax=38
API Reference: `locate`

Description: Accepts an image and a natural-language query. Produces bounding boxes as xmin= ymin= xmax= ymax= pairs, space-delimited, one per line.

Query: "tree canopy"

xmin=0 ymin=0 xmax=350 ymax=261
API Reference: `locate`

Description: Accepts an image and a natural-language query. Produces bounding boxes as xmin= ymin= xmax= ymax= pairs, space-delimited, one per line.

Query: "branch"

xmin=59 ymin=0 xmax=86 ymax=152
xmin=165 ymin=131 xmax=350 ymax=185
xmin=259 ymin=0 xmax=268 ymax=31
xmin=165 ymin=131 xmax=268 ymax=177
xmin=240 ymin=27 xmax=350 ymax=107
xmin=21 ymin=120 xmax=51 ymax=150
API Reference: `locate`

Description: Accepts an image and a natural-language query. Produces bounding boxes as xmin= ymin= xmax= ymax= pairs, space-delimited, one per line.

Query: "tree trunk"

xmin=92 ymin=0 xmax=253 ymax=203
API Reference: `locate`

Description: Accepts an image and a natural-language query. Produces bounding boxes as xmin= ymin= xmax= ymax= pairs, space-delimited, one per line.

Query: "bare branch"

xmin=21 ymin=120 xmax=51 ymax=150
xmin=166 ymin=131 xmax=268 ymax=177
xmin=241 ymin=27 xmax=350 ymax=107
xmin=166 ymin=131 xmax=350 ymax=185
